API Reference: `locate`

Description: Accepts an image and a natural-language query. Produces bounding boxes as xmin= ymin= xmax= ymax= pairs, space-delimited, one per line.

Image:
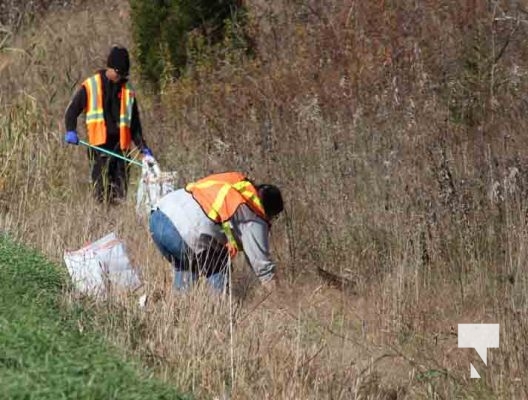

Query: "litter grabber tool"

xmin=77 ymin=140 xmax=178 ymax=214
xmin=79 ymin=140 xmax=143 ymax=167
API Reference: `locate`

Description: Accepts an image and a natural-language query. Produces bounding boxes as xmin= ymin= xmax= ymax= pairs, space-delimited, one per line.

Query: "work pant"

xmin=88 ymin=148 xmax=128 ymax=203
xmin=148 ymin=208 xmax=229 ymax=293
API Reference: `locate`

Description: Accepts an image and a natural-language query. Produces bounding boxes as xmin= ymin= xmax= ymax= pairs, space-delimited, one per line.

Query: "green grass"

xmin=0 ymin=235 xmax=187 ymax=400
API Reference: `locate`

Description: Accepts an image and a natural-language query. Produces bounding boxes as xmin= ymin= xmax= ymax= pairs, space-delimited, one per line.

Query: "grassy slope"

xmin=0 ymin=235 xmax=186 ymax=400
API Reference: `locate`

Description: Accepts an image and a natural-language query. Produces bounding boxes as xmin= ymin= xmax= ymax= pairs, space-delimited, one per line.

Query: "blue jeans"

xmin=149 ymin=209 xmax=227 ymax=293
xmin=173 ymin=269 xmax=227 ymax=293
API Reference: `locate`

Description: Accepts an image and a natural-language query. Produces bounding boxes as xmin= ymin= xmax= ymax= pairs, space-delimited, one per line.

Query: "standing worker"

xmin=64 ymin=45 xmax=153 ymax=204
xmin=149 ymin=171 xmax=284 ymax=293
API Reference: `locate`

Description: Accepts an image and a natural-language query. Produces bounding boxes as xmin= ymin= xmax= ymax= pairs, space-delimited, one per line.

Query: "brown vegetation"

xmin=1 ymin=0 xmax=528 ymax=398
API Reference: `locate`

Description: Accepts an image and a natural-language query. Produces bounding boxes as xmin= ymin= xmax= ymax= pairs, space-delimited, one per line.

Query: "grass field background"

xmin=2 ymin=0 xmax=528 ymax=398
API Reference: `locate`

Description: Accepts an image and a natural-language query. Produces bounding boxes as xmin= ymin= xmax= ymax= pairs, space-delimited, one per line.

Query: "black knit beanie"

xmin=107 ymin=46 xmax=130 ymax=76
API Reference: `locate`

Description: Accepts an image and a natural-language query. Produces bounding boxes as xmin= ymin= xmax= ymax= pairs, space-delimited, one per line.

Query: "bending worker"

xmin=149 ymin=171 xmax=284 ymax=292
xmin=64 ymin=45 xmax=153 ymax=203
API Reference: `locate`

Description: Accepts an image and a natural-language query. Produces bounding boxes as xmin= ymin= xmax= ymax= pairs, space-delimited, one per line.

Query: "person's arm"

xmin=64 ymin=86 xmax=87 ymax=131
xmin=233 ymin=207 xmax=276 ymax=283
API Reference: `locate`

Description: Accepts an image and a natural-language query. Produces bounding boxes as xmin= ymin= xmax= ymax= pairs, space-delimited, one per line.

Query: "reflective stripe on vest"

xmin=119 ymin=83 xmax=134 ymax=150
xmin=84 ymin=74 xmax=105 ymax=146
xmin=82 ymin=73 xmax=134 ymax=150
xmin=186 ymin=172 xmax=268 ymax=257
xmin=222 ymin=221 xmax=240 ymax=258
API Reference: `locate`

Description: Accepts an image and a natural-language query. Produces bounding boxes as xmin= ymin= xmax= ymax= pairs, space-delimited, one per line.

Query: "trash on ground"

xmin=138 ymin=293 xmax=147 ymax=308
xmin=63 ymin=232 xmax=141 ymax=297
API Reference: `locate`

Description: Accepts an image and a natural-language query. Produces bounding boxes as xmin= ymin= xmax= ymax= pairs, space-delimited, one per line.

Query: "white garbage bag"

xmin=136 ymin=155 xmax=179 ymax=216
xmin=63 ymin=232 xmax=141 ymax=297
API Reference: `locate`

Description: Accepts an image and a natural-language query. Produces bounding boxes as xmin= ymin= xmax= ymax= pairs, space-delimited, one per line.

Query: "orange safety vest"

xmin=82 ymin=73 xmax=134 ymax=150
xmin=186 ymin=172 xmax=268 ymax=257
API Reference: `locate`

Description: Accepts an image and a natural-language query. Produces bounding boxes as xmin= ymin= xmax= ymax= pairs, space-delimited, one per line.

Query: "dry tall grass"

xmin=2 ymin=0 xmax=528 ymax=398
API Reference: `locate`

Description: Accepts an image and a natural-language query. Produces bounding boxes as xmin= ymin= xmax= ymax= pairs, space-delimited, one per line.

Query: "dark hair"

xmin=257 ymin=184 xmax=284 ymax=220
xmin=107 ymin=45 xmax=130 ymax=76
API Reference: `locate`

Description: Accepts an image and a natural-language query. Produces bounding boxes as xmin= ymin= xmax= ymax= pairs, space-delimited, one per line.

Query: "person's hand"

xmin=142 ymin=154 xmax=156 ymax=165
xmin=260 ymin=277 xmax=278 ymax=294
xmin=64 ymin=130 xmax=79 ymax=145
xmin=141 ymin=147 xmax=153 ymax=157
xmin=259 ymin=277 xmax=289 ymax=309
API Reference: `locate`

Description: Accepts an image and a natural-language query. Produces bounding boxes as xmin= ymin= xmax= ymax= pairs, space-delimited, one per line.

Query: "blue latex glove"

xmin=64 ymin=130 xmax=79 ymax=145
xmin=141 ymin=147 xmax=153 ymax=157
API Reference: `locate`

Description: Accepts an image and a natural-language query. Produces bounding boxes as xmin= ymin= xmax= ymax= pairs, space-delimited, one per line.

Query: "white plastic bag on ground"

xmin=136 ymin=155 xmax=179 ymax=216
xmin=63 ymin=232 xmax=141 ymax=297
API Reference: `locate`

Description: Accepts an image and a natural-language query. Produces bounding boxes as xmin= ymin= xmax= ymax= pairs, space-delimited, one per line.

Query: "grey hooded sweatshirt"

xmin=156 ymin=188 xmax=276 ymax=282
